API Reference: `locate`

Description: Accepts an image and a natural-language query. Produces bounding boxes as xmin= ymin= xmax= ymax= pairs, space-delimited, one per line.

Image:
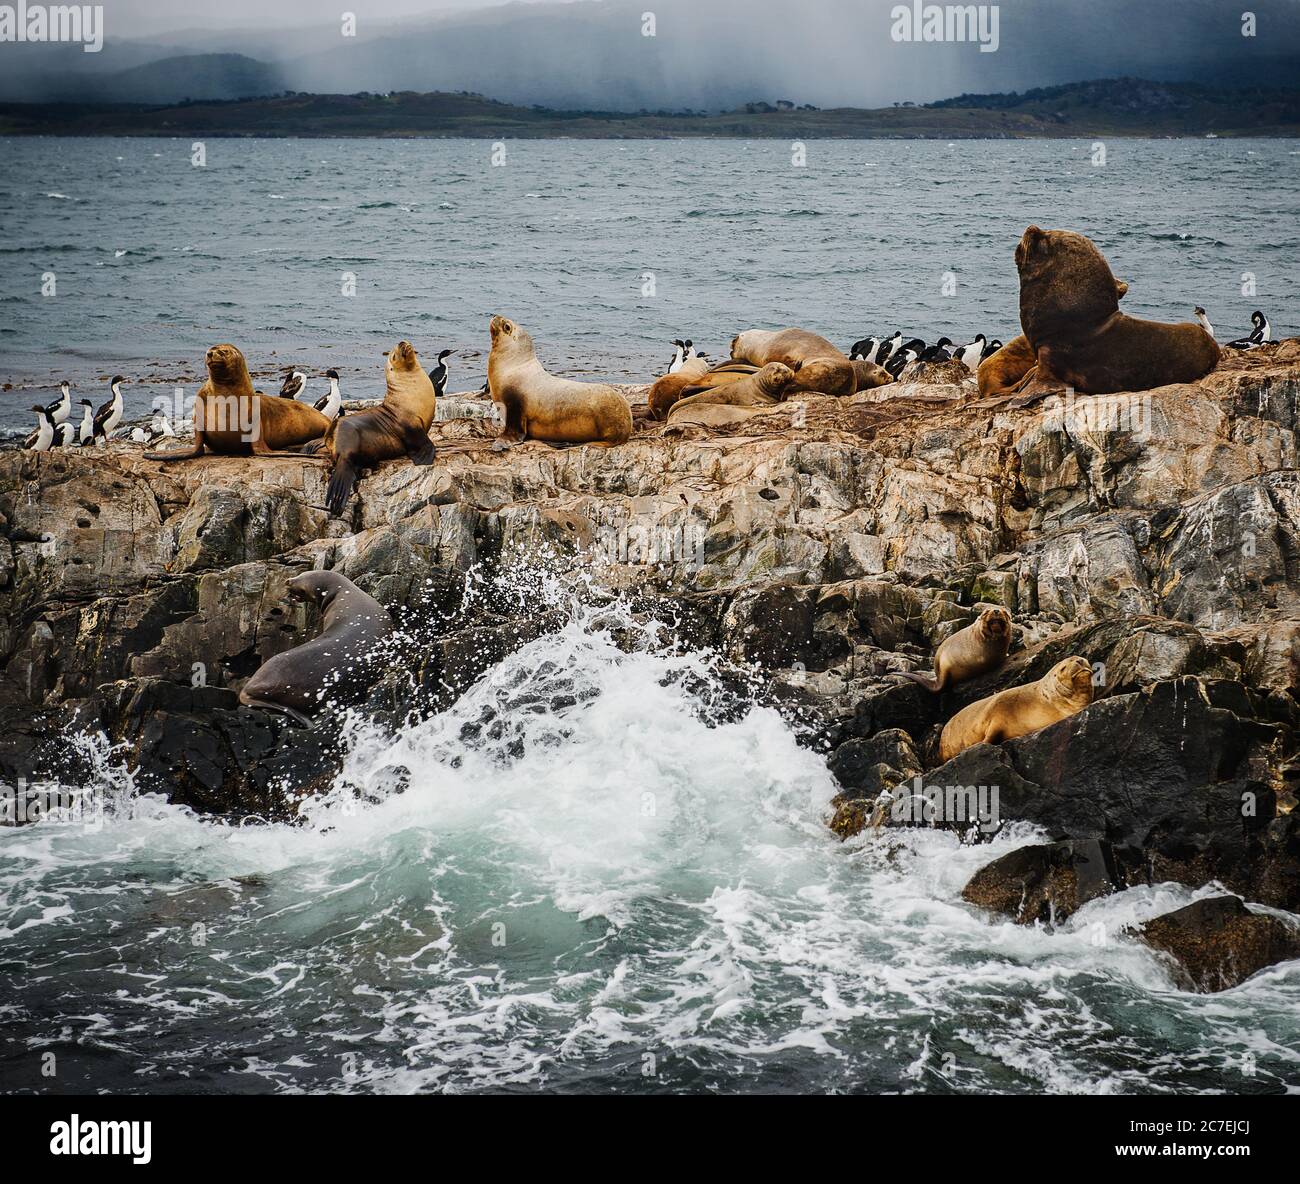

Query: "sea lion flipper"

xmin=403 ymin=427 xmax=436 ymax=465
xmin=239 ymin=696 xmax=315 ymax=728
xmin=899 ymin=670 xmax=941 ymax=693
xmin=325 ymin=460 xmax=358 ymax=516
xmin=144 ymin=442 xmax=205 ymax=461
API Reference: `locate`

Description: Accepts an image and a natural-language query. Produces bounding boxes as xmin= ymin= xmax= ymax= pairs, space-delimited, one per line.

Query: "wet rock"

xmin=961 ymin=839 xmax=1123 ymax=924
xmin=1137 ymin=895 xmax=1300 ymax=992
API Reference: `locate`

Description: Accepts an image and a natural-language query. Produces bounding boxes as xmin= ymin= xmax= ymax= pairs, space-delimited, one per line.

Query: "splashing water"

xmin=1 ymin=586 xmax=1298 ymax=1094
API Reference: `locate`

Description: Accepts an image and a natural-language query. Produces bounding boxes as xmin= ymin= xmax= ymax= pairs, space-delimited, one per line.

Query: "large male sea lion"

xmin=938 ymin=656 xmax=1094 ymax=762
xmin=1012 ymin=227 xmax=1219 ymax=397
xmin=730 ymin=328 xmax=891 ymax=396
xmin=145 ymin=344 xmax=330 ymax=460
xmin=321 ymin=340 xmax=437 ymax=516
xmin=487 ymin=315 xmax=632 ymax=449
xmin=665 ymin=363 xmax=799 ymax=422
xmin=901 ymin=607 xmax=1012 ymax=693
xmin=239 ymin=570 xmax=394 ymax=725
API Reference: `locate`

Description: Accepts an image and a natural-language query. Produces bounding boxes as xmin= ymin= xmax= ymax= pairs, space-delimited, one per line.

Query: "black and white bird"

xmin=957 ymin=335 xmax=987 ymax=371
xmin=314 ymin=369 xmax=343 ymax=421
xmin=683 ymin=339 xmax=699 ymax=362
xmin=849 ymin=336 xmax=880 ymax=362
xmin=875 ymin=332 xmax=903 ymax=365
xmin=667 ymin=340 xmax=687 ymax=374
xmin=53 ymin=420 xmax=77 ymax=448
xmin=24 ymin=404 xmax=55 ymax=451
xmin=428 ymin=351 xmax=452 ymax=397
xmin=980 ymin=338 xmax=1003 ymax=361
xmin=1194 ymin=306 xmax=1215 ymax=339
xmin=76 ymin=399 xmax=96 ymax=446
xmin=1227 ymin=310 xmax=1271 ymax=350
xmin=886 ymin=347 xmax=919 ymax=378
xmin=918 ymin=337 xmax=954 ymax=363
xmin=45 ymin=380 xmax=72 ymax=426
xmin=280 ymin=370 xmax=307 ymax=399
xmin=131 ymin=412 xmax=176 ymax=446
xmin=93 ymin=375 xmax=125 ymax=445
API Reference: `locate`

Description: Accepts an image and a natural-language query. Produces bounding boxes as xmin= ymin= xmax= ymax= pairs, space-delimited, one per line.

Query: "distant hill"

xmin=1 ymin=79 xmax=1297 ymax=139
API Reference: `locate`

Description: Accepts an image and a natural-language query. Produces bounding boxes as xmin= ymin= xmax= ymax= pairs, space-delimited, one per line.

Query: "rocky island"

xmin=3 ymin=341 xmax=1299 ymax=993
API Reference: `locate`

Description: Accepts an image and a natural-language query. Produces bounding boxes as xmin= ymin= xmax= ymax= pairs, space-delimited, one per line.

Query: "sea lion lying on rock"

xmin=648 ymin=356 xmax=710 ymax=420
xmin=1011 ymin=226 xmax=1219 ymax=398
xmin=145 ymin=344 xmax=330 ymax=460
xmin=239 ymin=570 xmax=394 ymax=726
xmin=487 ymin=315 xmax=633 ymax=449
xmin=665 ymin=362 xmax=799 ymax=423
xmin=938 ymin=656 xmax=1094 ymax=762
xmin=321 ymin=340 xmax=438 ymax=516
xmin=730 ymin=328 xmax=892 ymax=396
xmin=901 ymin=607 xmax=1012 ymax=692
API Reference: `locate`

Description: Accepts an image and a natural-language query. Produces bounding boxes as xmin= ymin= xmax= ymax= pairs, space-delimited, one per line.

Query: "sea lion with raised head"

xmin=1012 ymin=227 xmax=1219 ymax=398
xmin=145 ymin=344 xmax=330 ymax=461
xmin=730 ymin=328 xmax=891 ymax=396
xmin=321 ymin=340 xmax=437 ymax=516
xmin=666 ymin=362 xmax=799 ymax=422
xmin=938 ymin=656 xmax=1094 ymax=763
xmin=487 ymin=315 xmax=633 ymax=450
xmin=239 ymin=570 xmax=394 ymax=725
xmin=901 ymin=607 xmax=1012 ymax=693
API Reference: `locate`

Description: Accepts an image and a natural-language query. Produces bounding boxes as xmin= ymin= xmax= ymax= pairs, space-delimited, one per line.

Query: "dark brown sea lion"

xmin=487 ymin=315 xmax=633 ymax=450
xmin=239 ymin=570 xmax=394 ymax=726
xmin=648 ymin=357 xmax=710 ymax=420
xmin=938 ymin=656 xmax=1094 ymax=762
xmin=666 ymin=362 xmax=799 ymax=422
xmin=322 ymin=340 xmax=437 ymax=516
xmin=1013 ymin=227 xmax=1219 ymax=397
xmin=900 ymin=607 xmax=1012 ymax=692
xmin=145 ymin=344 xmax=330 ymax=461
xmin=730 ymin=328 xmax=892 ymax=395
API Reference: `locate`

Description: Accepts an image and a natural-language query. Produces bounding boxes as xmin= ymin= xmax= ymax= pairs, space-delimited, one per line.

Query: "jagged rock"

xmin=1137 ymin=895 xmax=1300 ymax=992
xmin=961 ymin=838 xmax=1123 ymax=924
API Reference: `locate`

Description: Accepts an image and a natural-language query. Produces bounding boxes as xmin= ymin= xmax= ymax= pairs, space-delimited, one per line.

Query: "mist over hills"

xmin=1 ymin=0 xmax=1297 ymax=110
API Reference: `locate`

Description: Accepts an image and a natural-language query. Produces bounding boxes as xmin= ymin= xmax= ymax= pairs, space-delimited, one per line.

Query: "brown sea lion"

xmin=901 ymin=607 xmax=1012 ymax=693
xmin=144 ymin=344 xmax=330 ymax=461
xmin=730 ymin=328 xmax=891 ymax=396
xmin=978 ymin=279 xmax=1130 ymax=399
xmin=648 ymin=356 xmax=710 ymax=420
xmin=938 ymin=656 xmax=1094 ymax=763
xmin=487 ymin=315 xmax=633 ymax=450
xmin=239 ymin=570 xmax=394 ymax=726
xmin=321 ymin=340 xmax=437 ymax=516
xmin=666 ymin=362 xmax=799 ymax=422
xmin=1013 ymin=227 xmax=1219 ymax=397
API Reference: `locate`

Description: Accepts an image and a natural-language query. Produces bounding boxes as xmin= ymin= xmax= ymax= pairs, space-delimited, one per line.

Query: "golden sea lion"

xmin=666 ymin=362 xmax=799 ymax=422
xmin=901 ymin=607 xmax=1012 ymax=693
xmin=145 ymin=344 xmax=329 ymax=461
xmin=730 ymin=328 xmax=891 ymax=396
xmin=320 ymin=341 xmax=437 ymax=516
xmin=938 ymin=656 xmax=1094 ymax=763
xmin=488 ymin=315 xmax=633 ymax=450
xmin=239 ymin=570 xmax=394 ymax=725
xmin=648 ymin=356 xmax=709 ymax=420
xmin=1014 ymin=227 xmax=1219 ymax=397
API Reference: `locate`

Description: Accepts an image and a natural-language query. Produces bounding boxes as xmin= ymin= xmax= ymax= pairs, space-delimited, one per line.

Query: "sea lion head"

xmin=205 ymin=343 xmax=250 ymax=385
xmin=756 ymin=362 xmax=798 ymax=398
xmin=287 ymin=570 xmax=351 ymax=611
xmin=975 ymin=607 xmax=1012 ymax=644
xmin=1016 ymin=227 xmax=1122 ymax=346
xmin=1047 ymin=656 xmax=1095 ymax=705
xmin=851 ymin=358 xmax=893 ymax=390
xmin=489 ymin=314 xmax=534 ymax=356
xmin=386 ymin=340 xmax=420 ymax=374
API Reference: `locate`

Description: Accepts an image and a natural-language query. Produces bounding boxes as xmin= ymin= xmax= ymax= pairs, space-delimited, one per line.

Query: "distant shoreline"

xmin=3 ymin=79 xmax=1299 ymax=139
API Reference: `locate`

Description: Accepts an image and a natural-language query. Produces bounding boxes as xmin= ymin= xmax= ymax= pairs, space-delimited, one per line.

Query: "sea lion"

xmin=487 ymin=315 xmax=633 ymax=449
xmin=666 ymin=362 xmax=799 ymax=422
xmin=938 ymin=656 xmax=1094 ymax=763
xmin=321 ymin=340 xmax=437 ymax=516
xmin=145 ymin=344 xmax=330 ymax=460
xmin=901 ymin=607 xmax=1012 ymax=692
xmin=648 ymin=356 xmax=709 ymax=420
xmin=978 ymin=279 xmax=1131 ymax=399
xmin=239 ymin=570 xmax=394 ymax=725
xmin=730 ymin=328 xmax=891 ymax=396
xmin=1013 ymin=227 xmax=1219 ymax=397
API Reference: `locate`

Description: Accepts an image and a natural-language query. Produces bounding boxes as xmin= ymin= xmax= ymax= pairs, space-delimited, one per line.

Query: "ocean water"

xmin=0 ymin=136 xmax=1297 ymax=433
xmin=1 ymin=578 xmax=1298 ymax=1095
